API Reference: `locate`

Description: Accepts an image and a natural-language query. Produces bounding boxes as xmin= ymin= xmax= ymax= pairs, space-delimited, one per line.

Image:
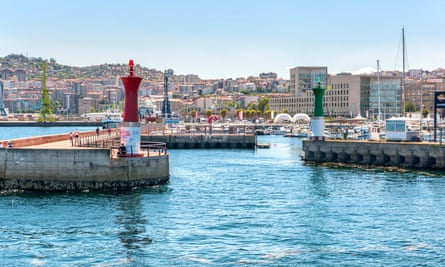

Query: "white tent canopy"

xmin=292 ymin=113 xmax=310 ymax=123
xmin=273 ymin=113 xmax=292 ymax=123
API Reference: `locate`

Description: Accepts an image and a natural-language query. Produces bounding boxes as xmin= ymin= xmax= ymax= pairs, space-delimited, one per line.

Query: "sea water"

xmin=0 ymin=126 xmax=97 ymax=141
xmin=1 ymin=131 xmax=445 ymax=266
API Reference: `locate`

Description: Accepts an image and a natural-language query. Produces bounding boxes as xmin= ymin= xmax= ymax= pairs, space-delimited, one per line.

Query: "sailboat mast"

xmin=401 ymin=27 xmax=406 ymax=116
xmin=377 ymin=60 xmax=381 ymax=121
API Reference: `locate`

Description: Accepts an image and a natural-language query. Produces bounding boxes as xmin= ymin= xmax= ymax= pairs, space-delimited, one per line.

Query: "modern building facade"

xmin=369 ymin=75 xmax=402 ymax=119
xmin=270 ymin=66 xmax=402 ymax=119
xmin=289 ymin=66 xmax=328 ymax=96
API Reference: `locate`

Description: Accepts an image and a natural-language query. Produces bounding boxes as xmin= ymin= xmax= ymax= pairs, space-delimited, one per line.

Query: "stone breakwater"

xmin=302 ymin=140 xmax=445 ymax=170
xmin=0 ymin=148 xmax=169 ymax=191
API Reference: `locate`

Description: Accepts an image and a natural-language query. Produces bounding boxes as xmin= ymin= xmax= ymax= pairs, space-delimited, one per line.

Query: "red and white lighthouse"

xmin=120 ymin=59 xmax=143 ymax=156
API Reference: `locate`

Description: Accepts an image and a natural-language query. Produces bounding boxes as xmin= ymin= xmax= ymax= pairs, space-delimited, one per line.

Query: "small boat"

xmin=256 ymin=143 xmax=270 ymax=149
xmin=283 ymin=132 xmax=309 ymax=138
xmin=102 ymin=115 xmax=122 ymax=129
xmin=255 ymin=129 xmax=270 ymax=135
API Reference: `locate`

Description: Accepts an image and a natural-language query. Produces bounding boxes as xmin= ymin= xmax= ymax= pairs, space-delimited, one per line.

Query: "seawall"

xmin=142 ymin=134 xmax=256 ymax=149
xmin=0 ymin=147 xmax=169 ymax=191
xmin=302 ymin=140 xmax=445 ymax=170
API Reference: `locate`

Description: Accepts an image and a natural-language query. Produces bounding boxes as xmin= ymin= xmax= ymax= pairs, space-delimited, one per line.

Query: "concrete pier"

xmin=142 ymin=134 xmax=256 ymax=149
xmin=303 ymin=140 xmax=445 ymax=170
xmin=0 ymin=132 xmax=169 ymax=191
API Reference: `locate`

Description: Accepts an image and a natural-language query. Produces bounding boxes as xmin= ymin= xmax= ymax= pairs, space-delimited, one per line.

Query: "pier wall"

xmin=1 ymin=129 xmax=119 ymax=148
xmin=302 ymin=140 xmax=445 ymax=170
xmin=0 ymin=148 xmax=169 ymax=191
xmin=143 ymin=134 xmax=256 ymax=149
xmin=1 ymin=133 xmax=69 ymax=148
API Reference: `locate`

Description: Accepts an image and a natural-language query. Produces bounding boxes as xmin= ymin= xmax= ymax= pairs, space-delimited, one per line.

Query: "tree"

xmin=282 ymin=108 xmax=289 ymax=114
xmin=422 ymin=108 xmax=429 ymax=118
xmin=247 ymin=109 xmax=256 ymax=119
xmin=220 ymin=109 xmax=227 ymax=122
xmin=404 ymin=101 xmax=416 ymax=113
xmin=239 ymin=89 xmax=249 ymax=95
xmin=247 ymin=103 xmax=257 ymax=110
xmin=258 ymin=97 xmax=269 ymax=114
xmin=227 ymin=101 xmax=239 ymax=109
xmin=264 ymin=110 xmax=271 ymax=120
xmin=191 ymin=109 xmax=198 ymax=122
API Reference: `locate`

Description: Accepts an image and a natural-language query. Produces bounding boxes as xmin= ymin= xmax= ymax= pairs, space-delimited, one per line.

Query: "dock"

xmin=143 ymin=134 xmax=256 ymax=149
xmin=303 ymin=139 xmax=445 ymax=170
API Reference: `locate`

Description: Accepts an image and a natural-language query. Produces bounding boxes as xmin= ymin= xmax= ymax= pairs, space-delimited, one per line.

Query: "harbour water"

xmin=0 ymin=126 xmax=97 ymax=141
xmin=1 ymin=128 xmax=445 ymax=266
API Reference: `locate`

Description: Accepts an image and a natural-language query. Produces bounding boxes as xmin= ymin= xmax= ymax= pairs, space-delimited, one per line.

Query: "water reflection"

xmin=308 ymin=166 xmax=329 ymax=198
xmin=115 ymin=192 xmax=152 ymax=255
xmin=299 ymin=166 xmax=333 ymax=250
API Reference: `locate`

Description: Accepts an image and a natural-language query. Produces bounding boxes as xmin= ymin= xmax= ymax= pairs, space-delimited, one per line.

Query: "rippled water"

xmin=1 ymin=133 xmax=445 ymax=266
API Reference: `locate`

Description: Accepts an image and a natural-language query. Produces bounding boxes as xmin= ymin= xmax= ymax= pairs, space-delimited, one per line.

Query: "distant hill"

xmin=0 ymin=54 xmax=164 ymax=80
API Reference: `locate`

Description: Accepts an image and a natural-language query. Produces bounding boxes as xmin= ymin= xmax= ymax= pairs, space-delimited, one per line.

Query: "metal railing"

xmin=110 ymin=141 xmax=168 ymax=158
xmin=74 ymin=130 xmax=168 ymax=158
xmin=74 ymin=131 xmax=120 ymax=147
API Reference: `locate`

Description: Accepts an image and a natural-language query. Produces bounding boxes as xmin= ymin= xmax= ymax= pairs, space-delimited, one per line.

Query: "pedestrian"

xmin=74 ymin=129 xmax=80 ymax=146
xmin=96 ymin=126 xmax=100 ymax=136
xmin=118 ymin=143 xmax=127 ymax=157
xmin=107 ymin=127 xmax=111 ymax=136
xmin=69 ymin=132 xmax=73 ymax=146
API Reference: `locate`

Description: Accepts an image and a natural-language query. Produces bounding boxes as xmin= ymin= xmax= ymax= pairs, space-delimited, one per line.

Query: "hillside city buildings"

xmin=1 ymin=54 xmax=445 ymax=121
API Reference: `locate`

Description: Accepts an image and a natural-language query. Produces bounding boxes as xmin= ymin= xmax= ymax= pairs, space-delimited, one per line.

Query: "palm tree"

xmin=220 ymin=109 xmax=227 ymax=122
xmin=191 ymin=109 xmax=198 ymax=123
xmin=264 ymin=110 xmax=271 ymax=120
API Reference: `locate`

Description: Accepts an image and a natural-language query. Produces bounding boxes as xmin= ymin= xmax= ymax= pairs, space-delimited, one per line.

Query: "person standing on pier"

xmin=74 ymin=129 xmax=79 ymax=146
xmin=69 ymin=132 xmax=73 ymax=146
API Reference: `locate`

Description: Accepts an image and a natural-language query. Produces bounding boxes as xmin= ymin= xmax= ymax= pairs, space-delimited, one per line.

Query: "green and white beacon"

xmin=311 ymin=77 xmax=325 ymax=141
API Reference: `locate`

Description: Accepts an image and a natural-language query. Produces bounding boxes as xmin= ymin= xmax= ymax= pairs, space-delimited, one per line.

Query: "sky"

xmin=2 ymin=0 xmax=445 ymax=79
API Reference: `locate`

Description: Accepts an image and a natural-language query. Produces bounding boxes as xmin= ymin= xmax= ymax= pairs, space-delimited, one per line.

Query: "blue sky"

xmin=2 ymin=0 xmax=445 ymax=79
